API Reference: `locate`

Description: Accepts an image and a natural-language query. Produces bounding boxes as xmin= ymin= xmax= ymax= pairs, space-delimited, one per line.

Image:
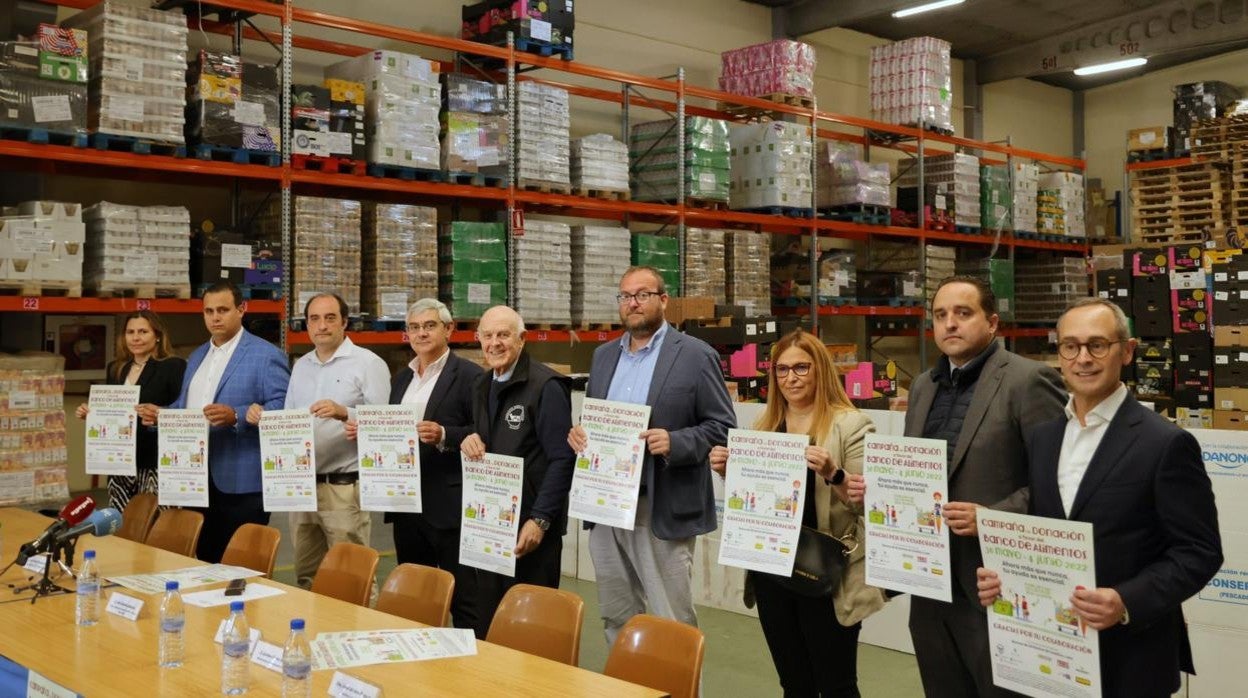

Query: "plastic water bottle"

xmin=75 ymin=549 xmax=100 ymax=626
xmin=281 ymin=618 xmax=312 ymax=698
xmin=221 ymin=600 xmax=251 ymax=695
xmin=159 ymin=580 xmax=185 ymax=668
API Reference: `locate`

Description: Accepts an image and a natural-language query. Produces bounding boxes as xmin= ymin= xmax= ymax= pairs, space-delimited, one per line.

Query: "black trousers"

xmin=471 ymin=531 xmax=562 ymax=639
xmin=909 ymin=594 xmax=1026 ymax=698
xmin=752 ymin=571 xmax=864 ymax=698
xmin=196 ymin=479 xmax=269 ymax=563
xmin=392 ymin=512 xmax=481 ymax=632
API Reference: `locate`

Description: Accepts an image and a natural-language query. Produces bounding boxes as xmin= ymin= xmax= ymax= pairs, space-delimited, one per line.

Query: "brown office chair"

xmin=143 ymin=509 xmax=204 ymax=558
xmin=603 ymin=614 xmax=705 ymax=698
xmin=375 ymin=564 xmax=455 ymax=626
xmin=310 ymin=542 xmax=379 ymax=606
xmin=220 ymin=524 xmax=282 ymax=578
xmin=486 ymin=583 xmax=585 ymax=665
xmin=116 ymin=492 xmax=159 ymax=543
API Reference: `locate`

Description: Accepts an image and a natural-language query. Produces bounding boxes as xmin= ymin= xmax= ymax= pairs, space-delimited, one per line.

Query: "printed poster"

xmin=459 ymin=452 xmax=524 ymax=577
xmin=156 ymin=409 xmax=209 ymax=507
xmin=356 ymin=405 xmax=422 ymax=513
xmin=717 ymin=429 xmax=810 ymax=576
xmin=85 ymin=384 xmax=140 ymax=476
xmin=862 ymin=434 xmax=951 ymax=601
xmin=568 ymin=398 xmax=650 ymax=529
xmin=978 ymin=509 xmax=1100 ymax=698
xmin=258 ymin=409 xmax=317 ymax=512
xmin=311 ymin=629 xmax=477 ymax=670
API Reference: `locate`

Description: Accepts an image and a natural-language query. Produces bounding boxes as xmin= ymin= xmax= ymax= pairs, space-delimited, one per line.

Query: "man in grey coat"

xmin=568 ymin=265 xmax=737 ymax=646
xmin=904 ymin=276 xmax=1066 ymax=697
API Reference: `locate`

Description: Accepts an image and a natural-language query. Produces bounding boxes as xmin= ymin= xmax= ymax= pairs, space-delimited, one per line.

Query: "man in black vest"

xmin=461 ymin=305 xmax=575 ymax=638
xmin=902 ymin=276 xmax=1066 ymax=697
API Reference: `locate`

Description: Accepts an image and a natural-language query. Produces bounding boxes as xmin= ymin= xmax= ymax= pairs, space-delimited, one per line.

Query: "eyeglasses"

xmin=616 ymin=290 xmax=662 ymax=305
xmin=774 ymin=363 xmax=812 ymax=378
xmin=405 ymin=321 xmax=443 ymax=334
xmin=1057 ymin=339 xmax=1122 ymax=359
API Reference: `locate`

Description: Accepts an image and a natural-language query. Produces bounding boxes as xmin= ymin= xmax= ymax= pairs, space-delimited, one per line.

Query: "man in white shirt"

xmin=978 ymin=298 xmax=1221 ymax=697
xmin=247 ymin=293 xmax=389 ymax=588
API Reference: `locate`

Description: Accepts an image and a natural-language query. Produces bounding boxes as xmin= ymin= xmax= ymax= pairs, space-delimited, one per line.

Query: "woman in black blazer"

xmin=75 ymin=310 xmax=186 ymax=511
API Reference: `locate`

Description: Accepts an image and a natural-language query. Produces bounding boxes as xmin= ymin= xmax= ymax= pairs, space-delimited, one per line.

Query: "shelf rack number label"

xmin=137 ymin=300 xmax=151 ymax=311
xmin=22 ymin=297 xmax=38 ymax=310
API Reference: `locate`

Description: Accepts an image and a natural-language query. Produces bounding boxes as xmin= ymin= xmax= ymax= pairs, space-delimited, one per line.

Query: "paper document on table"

xmin=183 ymin=582 xmax=286 ymax=608
xmin=106 ymin=564 xmax=263 ymax=595
xmin=311 ymin=628 xmax=478 ymax=670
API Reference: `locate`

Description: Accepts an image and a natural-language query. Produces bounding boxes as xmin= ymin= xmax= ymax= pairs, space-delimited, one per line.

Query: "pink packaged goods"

xmin=719 ymin=39 xmax=816 ymax=98
xmin=869 ymin=36 xmax=953 ymax=131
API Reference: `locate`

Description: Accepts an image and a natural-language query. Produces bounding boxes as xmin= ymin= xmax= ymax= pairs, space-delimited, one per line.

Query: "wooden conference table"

xmin=0 ymin=508 xmax=664 ymax=697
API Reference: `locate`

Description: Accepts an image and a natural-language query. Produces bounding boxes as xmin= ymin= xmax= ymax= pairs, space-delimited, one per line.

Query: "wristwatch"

xmin=1120 ymin=606 xmax=1130 ymax=626
xmin=530 ymin=517 xmax=551 ymax=532
xmin=829 ymin=467 xmax=846 ymax=485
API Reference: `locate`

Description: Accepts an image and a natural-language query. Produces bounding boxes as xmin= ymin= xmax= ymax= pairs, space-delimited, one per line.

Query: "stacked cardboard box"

xmin=64 ymin=1 xmax=188 ymax=144
xmin=1038 ymin=171 xmax=1085 ymax=238
xmin=258 ymin=196 xmax=360 ymax=316
xmin=1014 ymin=256 xmax=1087 ymax=324
xmin=684 ymin=228 xmax=726 ymax=304
xmin=441 ymin=74 xmax=506 ymax=174
xmin=326 ymin=51 xmax=441 ymax=170
xmin=729 ymin=121 xmax=812 ymax=211
xmin=362 ymin=204 xmax=437 ymax=321
xmin=324 ymin=78 xmax=366 ymax=161
xmin=869 ymin=36 xmax=953 ymax=132
xmin=631 ymin=233 xmax=680 ymax=295
xmin=0 ymin=32 xmax=88 ymax=136
xmin=815 ymin=141 xmax=889 ymax=208
xmin=83 ymin=203 xmax=190 ymax=294
xmin=858 ymin=240 xmax=930 ymax=303
xmin=461 ymin=0 xmax=575 ymax=51
xmin=0 ymin=202 xmax=84 ymax=286
xmin=513 ymin=220 xmax=571 ymax=324
xmin=980 ymin=165 xmax=1011 ymax=232
xmin=1206 ymin=248 xmax=1248 ymax=428
xmin=725 ymin=230 xmax=770 ymax=315
xmin=631 ymin=116 xmax=730 ymax=203
xmin=955 ymin=257 xmax=1015 ymax=321
xmin=0 ymin=354 xmax=69 ymax=506
xmin=186 ymin=51 xmax=279 ymax=152
xmin=898 ymin=153 xmax=980 ymax=229
xmin=439 ymin=221 xmax=507 ymax=320
xmin=510 ymin=81 xmax=570 ymax=188
xmin=572 ymin=225 xmax=630 ymax=324
xmin=572 ymin=134 xmax=629 ymax=194
xmin=719 ymin=39 xmax=816 ymax=98
xmin=1011 ymin=162 xmax=1039 ymax=234
xmin=1173 ymin=81 xmax=1240 ymax=154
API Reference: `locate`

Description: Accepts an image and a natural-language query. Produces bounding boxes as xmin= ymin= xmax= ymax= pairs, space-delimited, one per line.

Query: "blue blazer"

xmin=170 ymin=330 xmax=290 ymax=494
xmin=585 ymin=325 xmax=736 ymax=540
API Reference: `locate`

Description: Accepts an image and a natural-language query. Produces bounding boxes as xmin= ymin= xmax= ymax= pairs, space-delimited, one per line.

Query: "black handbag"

xmin=771 ymin=525 xmax=857 ymax=598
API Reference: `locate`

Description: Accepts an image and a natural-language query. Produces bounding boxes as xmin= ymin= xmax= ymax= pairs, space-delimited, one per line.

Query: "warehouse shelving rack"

xmin=3 ymin=0 xmax=1087 ymax=365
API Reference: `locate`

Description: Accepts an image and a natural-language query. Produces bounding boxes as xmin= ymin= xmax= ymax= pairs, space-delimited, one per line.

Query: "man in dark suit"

xmin=902 ymin=276 xmax=1066 ymax=697
xmin=352 ymin=298 xmax=482 ymax=631
xmin=978 ymin=297 xmax=1222 ymax=698
xmin=161 ymin=281 xmax=290 ymax=562
xmin=567 ymin=266 xmax=737 ymax=647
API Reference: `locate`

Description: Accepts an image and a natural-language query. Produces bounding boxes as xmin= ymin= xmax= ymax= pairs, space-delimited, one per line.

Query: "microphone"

xmin=54 ymin=508 xmax=122 ymax=546
xmin=17 ymin=496 xmax=96 ymax=563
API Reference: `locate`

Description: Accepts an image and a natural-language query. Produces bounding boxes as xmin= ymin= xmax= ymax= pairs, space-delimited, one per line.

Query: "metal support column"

xmin=279 ymin=0 xmax=292 ymax=350
xmin=676 ymin=67 xmax=686 ymax=296
xmin=506 ymin=31 xmax=518 ymax=306
xmin=808 ymin=99 xmax=818 ymax=334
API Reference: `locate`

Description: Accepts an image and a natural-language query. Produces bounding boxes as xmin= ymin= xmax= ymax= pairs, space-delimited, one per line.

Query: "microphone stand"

xmin=11 ymin=541 xmax=72 ymax=602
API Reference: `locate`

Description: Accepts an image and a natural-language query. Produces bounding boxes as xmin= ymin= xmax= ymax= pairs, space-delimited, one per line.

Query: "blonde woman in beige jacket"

xmin=711 ymin=329 xmax=886 ymax=697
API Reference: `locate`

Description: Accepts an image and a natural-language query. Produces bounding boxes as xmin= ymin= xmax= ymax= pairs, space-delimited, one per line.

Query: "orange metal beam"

xmin=289 ymin=170 xmax=511 ymax=201
xmin=0 ymin=297 xmax=283 ymax=314
xmin=773 ymin=305 xmax=925 ymax=317
xmin=0 ymin=141 xmax=283 ymax=181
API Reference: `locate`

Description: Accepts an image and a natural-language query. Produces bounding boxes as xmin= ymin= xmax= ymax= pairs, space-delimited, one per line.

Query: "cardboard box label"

xmin=220 ymin=243 xmax=252 ymax=269
xmin=31 ymin=95 xmax=72 ymax=124
xmin=232 ymin=101 xmax=266 ymax=126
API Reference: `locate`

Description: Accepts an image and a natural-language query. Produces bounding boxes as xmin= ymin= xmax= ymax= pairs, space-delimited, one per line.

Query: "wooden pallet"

xmin=516 ymin=179 xmax=572 ymax=195
xmin=1138 ymin=229 xmax=1211 ymax=244
xmin=291 ymin=153 xmax=366 ymax=176
xmin=717 ymin=92 xmax=814 ymax=120
xmin=93 ymin=283 xmax=192 ymax=299
xmin=685 ymin=197 xmax=729 ymax=210
xmin=574 ymin=187 xmax=629 ymax=201
xmin=0 ymin=281 xmax=82 ymax=297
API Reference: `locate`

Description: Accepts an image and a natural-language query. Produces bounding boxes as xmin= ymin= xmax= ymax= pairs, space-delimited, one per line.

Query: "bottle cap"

xmin=230 ymin=600 xmax=245 ymax=613
xmin=83 ymin=550 xmax=95 ymax=559
xmin=166 ymin=580 xmax=179 ymax=591
xmin=291 ymin=618 xmax=305 ymax=631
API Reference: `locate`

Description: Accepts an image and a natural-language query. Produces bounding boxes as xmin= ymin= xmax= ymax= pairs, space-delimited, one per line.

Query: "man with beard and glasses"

xmin=567 ymin=266 xmax=736 ymax=648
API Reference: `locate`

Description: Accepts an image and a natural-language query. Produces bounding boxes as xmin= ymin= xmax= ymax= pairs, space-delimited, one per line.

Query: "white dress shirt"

xmin=1057 ymin=383 xmax=1129 ymax=516
xmin=285 ymin=337 xmax=391 ymax=474
xmin=401 ymin=349 xmax=450 ymax=420
xmin=185 ymin=329 xmax=244 ymax=409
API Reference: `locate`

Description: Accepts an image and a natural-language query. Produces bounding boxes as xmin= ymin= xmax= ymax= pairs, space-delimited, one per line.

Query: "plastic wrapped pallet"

xmin=719 ymin=39 xmax=816 ymax=98
xmin=257 ymin=196 xmax=360 ymax=316
xmin=1014 ymin=256 xmax=1087 ymax=323
xmin=571 ymin=225 xmax=630 ymax=324
xmin=512 ymin=220 xmax=571 ymax=325
xmin=187 ymin=50 xmax=279 ymax=152
xmin=1173 ymin=81 xmax=1241 ymax=153
xmin=572 ymin=134 xmax=629 ymax=194
xmin=956 ymin=257 xmax=1015 ymax=321
xmin=325 ymin=50 xmax=441 ymax=170
xmin=684 ymin=228 xmax=726 ymax=304
xmin=725 ymin=230 xmax=770 ymax=314
xmin=1038 ymin=171 xmax=1086 ymax=238
xmin=630 ymin=233 xmax=680 ymax=294
xmin=816 ymin=140 xmax=890 ymax=208
xmin=631 ymin=117 xmax=730 ymax=203
xmin=324 ymin=78 xmax=366 ymax=160
xmin=0 ymin=201 xmax=84 ymax=286
xmin=444 ymin=73 xmax=505 ymax=114
xmin=869 ymin=36 xmax=953 ymax=132
xmin=82 ymin=202 xmax=189 ymax=295
xmin=441 ymin=74 xmax=506 ymax=174
xmin=729 ymin=121 xmax=812 ymax=211
xmin=63 ymin=1 xmax=188 ymax=144
xmin=0 ymin=40 xmax=88 ymax=136
xmin=1011 ymin=162 xmax=1039 ymax=234
xmin=0 ymin=353 xmax=69 ymax=506
xmin=898 ymin=152 xmax=980 ymax=228
xmin=362 ymin=203 xmax=437 ymax=321
xmin=509 ymin=81 xmax=570 ymax=187
xmin=439 ymin=221 xmax=506 ymax=320
xmin=980 ymin=165 xmax=1012 ymax=232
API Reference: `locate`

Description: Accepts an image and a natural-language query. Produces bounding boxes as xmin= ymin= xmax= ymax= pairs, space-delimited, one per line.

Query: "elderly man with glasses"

xmin=568 ymin=265 xmax=737 ymax=648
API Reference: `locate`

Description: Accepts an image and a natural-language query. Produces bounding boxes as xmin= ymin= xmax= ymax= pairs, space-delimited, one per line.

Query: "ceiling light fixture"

xmin=891 ymin=0 xmax=966 ymax=18
xmin=1073 ymin=57 xmax=1148 ymax=76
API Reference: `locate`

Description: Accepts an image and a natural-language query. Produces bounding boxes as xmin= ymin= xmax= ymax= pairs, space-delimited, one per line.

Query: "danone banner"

xmin=1186 ymin=429 xmax=1248 ymax=631
xmin=258 ymin=409 xmax=317 ymax=512
xmin=356 ymin=405 xmax=422 ymax=513
xmin=568 ymin=398 xmax=650 ymax=529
